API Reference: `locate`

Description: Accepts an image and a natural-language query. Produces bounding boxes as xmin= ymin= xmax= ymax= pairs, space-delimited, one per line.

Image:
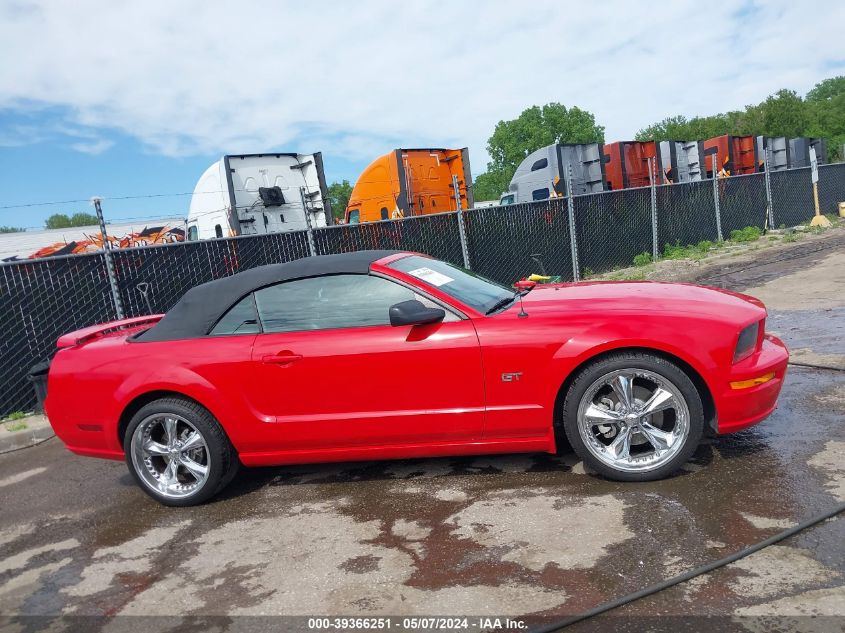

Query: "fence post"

xmin=566 ymin=166 xmax=580 ymax=282
xmin=712 ymin=169 xmax=723 ymax=242
xmin=299 ymin=187 xmax=318 ymax=257
xmin=648 ymin=157 xmax=658 ymax=262
xmin=452 ymin=174 xmax=471 ymax=269
xmin=93 ymin=197 xmax=125 ymax=319
xmin=763 ymin=149 xmax=775 ymax=230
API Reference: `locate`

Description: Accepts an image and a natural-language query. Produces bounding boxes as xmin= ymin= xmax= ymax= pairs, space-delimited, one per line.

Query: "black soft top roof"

xmin=139 ymin=250 xmax=402 ymax=342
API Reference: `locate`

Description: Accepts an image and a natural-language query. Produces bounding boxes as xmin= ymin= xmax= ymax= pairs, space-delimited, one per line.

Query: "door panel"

xmin=247 ymin=321 xmax=485 ymax=450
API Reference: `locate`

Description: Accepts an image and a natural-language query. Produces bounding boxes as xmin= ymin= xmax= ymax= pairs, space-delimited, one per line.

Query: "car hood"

xmin=518 ymin=281 xmax=766 ymax=323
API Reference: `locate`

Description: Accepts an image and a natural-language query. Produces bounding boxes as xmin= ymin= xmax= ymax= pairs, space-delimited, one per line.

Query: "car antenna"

xmin=517 ymin=291 xmax=529 ymax=318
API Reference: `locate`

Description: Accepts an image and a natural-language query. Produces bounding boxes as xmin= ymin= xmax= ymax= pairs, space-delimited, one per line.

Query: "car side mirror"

xmin=389 ymin=300 xmax=445 ymax=327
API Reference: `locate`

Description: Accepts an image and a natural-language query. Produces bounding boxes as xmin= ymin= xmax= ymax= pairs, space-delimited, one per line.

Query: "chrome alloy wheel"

xmin=130 ymin=413 xmax=210 ymax=499
xmin=576 ymin=369 xmax=690 ymax=473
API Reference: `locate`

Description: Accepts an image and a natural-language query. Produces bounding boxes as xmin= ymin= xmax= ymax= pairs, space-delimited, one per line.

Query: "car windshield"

xmin=389 ymin=255 xmax=515 ymax=314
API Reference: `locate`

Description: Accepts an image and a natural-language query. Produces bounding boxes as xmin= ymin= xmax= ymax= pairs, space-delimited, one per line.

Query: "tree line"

xmin=320 ymin=75 xmax=845 ymax=207
xmin=0 ymin=212 xmax=101 ymax=233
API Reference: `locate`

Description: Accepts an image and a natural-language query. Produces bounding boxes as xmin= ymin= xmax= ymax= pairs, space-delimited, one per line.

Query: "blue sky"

xmin=1 ymin=0 xmax=844 ymax=228
xmin=0 ymin=107 xmax=367 ymax=227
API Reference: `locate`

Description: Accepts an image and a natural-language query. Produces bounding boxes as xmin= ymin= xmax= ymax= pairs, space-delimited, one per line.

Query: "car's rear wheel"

xmin=562 ymin=352 xmax=703 ymax=481
xmin=124 ymin=397 xmax=238 ymax=506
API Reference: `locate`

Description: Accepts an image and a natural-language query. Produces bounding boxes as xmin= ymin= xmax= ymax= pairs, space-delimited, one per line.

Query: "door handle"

xmin=262 ymin=352 xmax=303 ymax=365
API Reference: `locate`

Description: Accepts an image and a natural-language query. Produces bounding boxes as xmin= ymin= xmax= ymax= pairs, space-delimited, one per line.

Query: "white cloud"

xmin=70 ymin=138 xmax=114 ymax=154
xmin=0 ymin=0 xmax=843 ymax=171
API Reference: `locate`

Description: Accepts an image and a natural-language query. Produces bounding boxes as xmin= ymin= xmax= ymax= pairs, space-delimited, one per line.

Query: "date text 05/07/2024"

xmin=306 ymin=616 xmax=528 ymax=630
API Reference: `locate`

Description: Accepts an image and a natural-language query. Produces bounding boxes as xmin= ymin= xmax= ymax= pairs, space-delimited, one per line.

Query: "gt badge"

xmin=502 ymin=372 xmax=523 ymax=382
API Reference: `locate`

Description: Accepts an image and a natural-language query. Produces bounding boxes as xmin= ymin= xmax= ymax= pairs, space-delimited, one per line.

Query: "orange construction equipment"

xmin=703 ymin=135 xmax=758 ymax=177
xmin=345 ymin=148 xmax=473 ymax=223
xmin=602 ymin=141 xmax=659 ymax=190
xmin=25 ymin=226 xmax=185 ymax=260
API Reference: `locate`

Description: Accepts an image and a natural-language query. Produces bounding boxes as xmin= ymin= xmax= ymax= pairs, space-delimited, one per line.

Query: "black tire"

xmin=123 ymin=397 xmax=239 ymax=506
xmin=561 ymin=352 xmax=704 ymax=482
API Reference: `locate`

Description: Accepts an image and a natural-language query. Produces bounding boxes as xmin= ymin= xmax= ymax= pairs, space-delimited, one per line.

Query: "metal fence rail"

xmin=1 ymin=163 xmax=844 ymax=416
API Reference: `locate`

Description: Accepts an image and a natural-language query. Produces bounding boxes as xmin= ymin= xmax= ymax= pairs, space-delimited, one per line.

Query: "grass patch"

xmin=729 ymin=226 xmax=762 ymax=243
xmin=659 ymin=239 xmax=714 ymax=261
xmin=3 ymin=420 xmax=27 ymax=432
xmin=783 ymin=232 xmax=799 ymax=243
xmin=5 ymin=411 xmax=26 ymax=421
xmin=633 ymin=252 xmax=652 ymax=267
xmin=607 ymin=269 xmax=648 ymax=281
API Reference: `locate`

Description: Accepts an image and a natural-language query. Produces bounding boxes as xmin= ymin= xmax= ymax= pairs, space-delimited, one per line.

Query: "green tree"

xmin=806 ymin=76 xmax=845 ymax=161
xmin=635 ymin=107 xmax=763 ymax=141
xmin=327 ymin=180 xmax=353 ymax=219
xmin=45 ymin=214 xmax=72 ymax=229
xmin=45 ymin=212 xmax=99 ymax=229
xmin=473 ymin=171 xmax=512 ymax=203
xmin=806 ymin=76 xmax=845 ymax=102
xmin=474 ymin=103 xmax=605 ymax=201
xmin=70 ymin=212 xmax=98 ymax=226
xmin=760 ymin=89 xmax=808 ymax=137
xmin=0 ymin=226 xmax=25 ymax=233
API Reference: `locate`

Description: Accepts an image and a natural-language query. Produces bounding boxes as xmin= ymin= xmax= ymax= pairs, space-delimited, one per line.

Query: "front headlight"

xmin=734 ymin=321 xmax=760 ymax=363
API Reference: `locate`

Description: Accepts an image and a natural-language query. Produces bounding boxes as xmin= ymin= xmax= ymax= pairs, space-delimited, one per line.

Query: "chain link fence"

xmin=718 ymin=172 xmax=769 ymax=236
xmin=2 ymin=163 xmax=844 ymax=415
xmin=0 ymin=253 xmax=118 ymax=415
xmin=465 ymin=198 xmax=574 ymax=284
xmin=114 ymin=231 xmax=311 ymax=316
xmin=817 ymin=163 xmax=845 ymax=219
xmin=770 ymin=167 xmax=815 ymax=228
xmin=576 ymin=186 xmax=652 ymax=274
xmin=314 ymin=212 xmax=464 ymax=266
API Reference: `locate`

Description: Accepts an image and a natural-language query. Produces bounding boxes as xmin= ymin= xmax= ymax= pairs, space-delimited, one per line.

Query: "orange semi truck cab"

xmin=703 ymin=135 xmax=758 ymax=177
xmin=345 ymin=148 xmax=473 ymax=223
xmin=603 ymin=141 xmax=659 ymax=190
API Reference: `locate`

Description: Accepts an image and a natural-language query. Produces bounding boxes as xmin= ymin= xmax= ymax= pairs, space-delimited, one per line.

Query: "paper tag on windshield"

xmin=407 ymin=267 xmax=454 ymax=287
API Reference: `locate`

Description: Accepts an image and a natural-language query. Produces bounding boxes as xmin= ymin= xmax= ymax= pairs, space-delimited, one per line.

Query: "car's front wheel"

xmin=562 ymin=352 xmax=704 ymax=481
xmin=124 ymin=397 xmax=238 ymax=506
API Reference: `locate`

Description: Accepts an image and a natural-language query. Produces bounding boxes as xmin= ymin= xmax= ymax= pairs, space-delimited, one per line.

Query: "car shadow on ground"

xmin=210 ymin=441 xmax=731 ymax=504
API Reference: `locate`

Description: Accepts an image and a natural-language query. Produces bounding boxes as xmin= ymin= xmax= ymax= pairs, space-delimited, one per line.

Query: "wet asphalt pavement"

xmin=1 ymin=233 xmax=843 ymax=632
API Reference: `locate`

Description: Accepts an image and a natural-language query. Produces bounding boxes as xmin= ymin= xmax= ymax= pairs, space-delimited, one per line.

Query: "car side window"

xmin=209 ymin=294 xmax=261 ymax=336
xmin=254 ymin=274 xmax=417 ymax=333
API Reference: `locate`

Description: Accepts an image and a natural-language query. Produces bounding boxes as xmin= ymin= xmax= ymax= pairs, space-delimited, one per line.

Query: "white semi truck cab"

xmin=499 ymin=143 xmax=605 ymax=206
xmin=186 ymin=153 xmax=332 ymax=240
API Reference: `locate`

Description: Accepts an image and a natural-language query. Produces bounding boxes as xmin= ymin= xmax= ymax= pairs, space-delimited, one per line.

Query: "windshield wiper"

xmin=485 ymin=292 xmax=518 ymax=315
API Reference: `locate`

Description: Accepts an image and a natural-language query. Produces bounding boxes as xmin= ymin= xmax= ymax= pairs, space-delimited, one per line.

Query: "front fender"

xmin=545 ymin=314 xmax=734 ymax=411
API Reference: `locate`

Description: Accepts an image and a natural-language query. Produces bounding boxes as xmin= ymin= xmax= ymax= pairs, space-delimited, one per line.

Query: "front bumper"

xmin=715 ymin=334 xmax=789 ymax=434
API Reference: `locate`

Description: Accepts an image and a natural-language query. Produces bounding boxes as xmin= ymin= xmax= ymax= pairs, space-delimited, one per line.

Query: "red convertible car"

xmin=45 ymin=251 xmax=788 ymax=505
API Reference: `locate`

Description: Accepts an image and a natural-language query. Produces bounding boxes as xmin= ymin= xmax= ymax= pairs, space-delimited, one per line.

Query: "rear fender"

xmin=113 ymin=367 xmax=242 ymax=447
